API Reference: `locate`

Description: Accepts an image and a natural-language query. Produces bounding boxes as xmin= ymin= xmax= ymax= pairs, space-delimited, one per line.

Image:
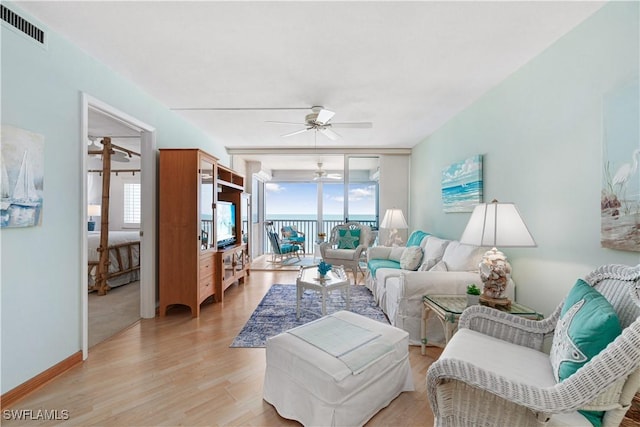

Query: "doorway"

xmin=81 ymin=94 xmax=156 ymax=359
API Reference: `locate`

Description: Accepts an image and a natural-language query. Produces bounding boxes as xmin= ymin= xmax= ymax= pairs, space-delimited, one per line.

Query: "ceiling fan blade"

xmin=265 ymin=120 xmax=307 ymax=125
xmin=327 ymin=173 xmax=342 ymax=180
xmin=316 ymin=109 xmax=335 ymax=125
xmin=281 ymin=128 xmax=310 ymax=138
xmin=319 ymin=127 xmax=340 ymax=141
xmin=329 ymin=122 xmax=373 ymax=129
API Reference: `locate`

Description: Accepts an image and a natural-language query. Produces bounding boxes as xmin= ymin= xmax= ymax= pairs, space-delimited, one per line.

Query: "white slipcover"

xmin=263 ymin=310 xmax=413 ymax=427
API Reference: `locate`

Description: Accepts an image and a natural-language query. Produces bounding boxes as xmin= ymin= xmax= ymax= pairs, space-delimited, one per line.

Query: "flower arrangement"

xmin=317 ymin=232 xmax=327 ymax=243
xmin=318 ymin=261 xmax=332 ymax=277
xmin=466 ymin=284 xmax=481 ymax=295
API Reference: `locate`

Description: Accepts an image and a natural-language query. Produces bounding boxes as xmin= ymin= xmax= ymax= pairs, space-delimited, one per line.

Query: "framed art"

xmin=441 ymin=154 xmax=483 ymax=213
xmin=1 ymin=125 xmax=44 ymax=228
xmin=601 ymin=78 xmax=640 ymax=252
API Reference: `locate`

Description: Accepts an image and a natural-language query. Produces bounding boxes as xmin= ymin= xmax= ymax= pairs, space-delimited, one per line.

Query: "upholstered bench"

xmin=263 ymin=310 xmax=414 ymax=426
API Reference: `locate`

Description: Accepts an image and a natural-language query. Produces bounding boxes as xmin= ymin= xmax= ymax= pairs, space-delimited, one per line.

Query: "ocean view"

xmin=265 ymin=214 xmax=376 ymax=221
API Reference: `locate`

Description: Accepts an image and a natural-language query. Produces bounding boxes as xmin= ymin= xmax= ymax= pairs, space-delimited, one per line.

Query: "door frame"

xmin=80 ymin=93 xmax=157 ymax=359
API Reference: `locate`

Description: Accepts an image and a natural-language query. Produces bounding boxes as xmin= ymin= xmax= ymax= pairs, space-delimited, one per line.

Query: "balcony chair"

xmin=319 ymin=222 xmax=374 ymax=284
xmin=281 ymin=225 xmax=305 ymax=255
xmin=426 ymin=263 xmax=640 ymax=427
xmin=265 ymin=222 xmax=300 ymax=263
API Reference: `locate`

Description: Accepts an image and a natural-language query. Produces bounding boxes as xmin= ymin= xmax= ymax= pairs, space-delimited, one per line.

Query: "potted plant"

xmin=317 ymin=232 xmax=327 ymax=243
xmin=466 ymin=284 xmax=481 ymax=306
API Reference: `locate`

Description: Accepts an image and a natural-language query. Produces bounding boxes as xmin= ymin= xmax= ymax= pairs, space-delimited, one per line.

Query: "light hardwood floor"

xmin=4 ymin=270 xmax=441 ymax=426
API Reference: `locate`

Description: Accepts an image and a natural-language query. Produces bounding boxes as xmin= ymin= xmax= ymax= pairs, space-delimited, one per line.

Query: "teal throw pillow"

xmin=549 ymin=279 xmax=622 ymax=427
xmin=337 ymin=229 xmax=361 ymax=249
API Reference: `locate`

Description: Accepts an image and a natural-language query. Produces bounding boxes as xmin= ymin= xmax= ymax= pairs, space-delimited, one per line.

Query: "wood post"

xmin=94 ymin=137 xmax=112 ymax=296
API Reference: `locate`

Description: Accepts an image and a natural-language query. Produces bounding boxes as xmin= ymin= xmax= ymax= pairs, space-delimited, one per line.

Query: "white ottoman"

xmin=263 ymin=310 xmax=414 ymax=427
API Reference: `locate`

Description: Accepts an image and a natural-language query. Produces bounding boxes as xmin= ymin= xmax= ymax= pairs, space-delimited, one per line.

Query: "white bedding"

xmin=88 ymin=231 xmax=140 ymax=289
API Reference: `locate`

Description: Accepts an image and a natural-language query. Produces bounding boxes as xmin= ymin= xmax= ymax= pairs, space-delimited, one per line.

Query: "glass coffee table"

xmin=421 ymin=294 xmax=542 ymax=355
xmin=296 ymin=265 xmax=350 ymax=319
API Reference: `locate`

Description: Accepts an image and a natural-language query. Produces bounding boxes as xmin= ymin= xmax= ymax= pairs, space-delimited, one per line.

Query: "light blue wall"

xmin=1 ymin=3 xmax=229 ymax=393
xmin=410 ymin=2 xmax=639 ymax=316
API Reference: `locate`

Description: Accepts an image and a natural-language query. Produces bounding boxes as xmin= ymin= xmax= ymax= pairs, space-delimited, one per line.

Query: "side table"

xmin=296 ymin=265 xmax=350 ymax=319
xmin=421 ymin=294 xmax=542 ymax=355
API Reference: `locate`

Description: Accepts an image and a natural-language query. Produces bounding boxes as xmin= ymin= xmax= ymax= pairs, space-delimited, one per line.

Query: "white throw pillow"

xmin=389 ymin=246 xmax=406 ymax=262
xmin=419 ymin=236 xmax=450 ymax=271
xmin=429 ymin=260 xmax=448 ymax=272
xmin=441 ymin=241 xmax=484 ymax=271
xmin=400 ymin=246 xmax=423 ymax=271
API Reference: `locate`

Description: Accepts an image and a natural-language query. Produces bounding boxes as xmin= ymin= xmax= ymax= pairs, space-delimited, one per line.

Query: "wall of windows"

xmin=263 ymin=157 xmax=379 ymax=253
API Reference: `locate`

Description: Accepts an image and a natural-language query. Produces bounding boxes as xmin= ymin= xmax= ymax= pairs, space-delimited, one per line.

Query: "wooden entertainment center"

xmin=158 ymin=148 xmax=250 ymax=317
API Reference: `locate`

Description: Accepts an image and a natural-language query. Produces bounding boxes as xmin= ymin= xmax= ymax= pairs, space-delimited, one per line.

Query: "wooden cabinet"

xmin=159 ymin=150 xmax=249 ymax=316
xmin=214 ymin=165 xmax=250 ymax=303
xmin=214 ymin=243 xmax=249 ymax=301
xmin=159 ymin=148 xmax=218 ymax=317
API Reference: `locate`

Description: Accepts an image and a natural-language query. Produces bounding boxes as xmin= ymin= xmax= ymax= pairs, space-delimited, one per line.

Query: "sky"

xmin=265 ymin=181 xmax=377 ymax=217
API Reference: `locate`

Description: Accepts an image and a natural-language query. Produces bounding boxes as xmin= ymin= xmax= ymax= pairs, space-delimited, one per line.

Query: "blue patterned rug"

xmin=230 ymin=284 xmax=389 ymax=348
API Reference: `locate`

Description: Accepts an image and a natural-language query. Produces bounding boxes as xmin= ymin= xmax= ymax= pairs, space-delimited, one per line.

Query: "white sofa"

xmin=366 ymin=233 xmax=514 ymax=345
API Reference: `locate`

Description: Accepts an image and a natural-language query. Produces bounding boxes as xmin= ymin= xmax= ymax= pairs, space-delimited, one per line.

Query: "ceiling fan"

xmin=267 ymin=106 xmax=372 ymax=140
xmin=313 ymin=162 xmax=341 ymax=181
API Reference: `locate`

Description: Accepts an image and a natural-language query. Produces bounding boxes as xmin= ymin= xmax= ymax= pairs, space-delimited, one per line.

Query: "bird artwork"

xmin=613 ymin=148 xmax=640 ymax=189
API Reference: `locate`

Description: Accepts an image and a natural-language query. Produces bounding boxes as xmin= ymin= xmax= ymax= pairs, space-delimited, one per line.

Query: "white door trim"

xmin=81 ymin=93 xmax=157 ymax=360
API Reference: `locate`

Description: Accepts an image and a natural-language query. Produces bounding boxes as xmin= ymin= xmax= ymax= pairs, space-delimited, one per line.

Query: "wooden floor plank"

xmin=5 ymin=269 xmax=636 ymax=426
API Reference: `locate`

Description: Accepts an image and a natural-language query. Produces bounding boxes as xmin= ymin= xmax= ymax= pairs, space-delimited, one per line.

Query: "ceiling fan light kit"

xmin=267 ymin=106 xmax=372 ymax=140
xmin=313 ymin=162 xmax=341 ymax=181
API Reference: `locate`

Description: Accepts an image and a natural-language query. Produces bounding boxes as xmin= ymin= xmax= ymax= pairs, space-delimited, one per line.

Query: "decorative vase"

xmin=466 ymin=294 xmax=480 ymax=306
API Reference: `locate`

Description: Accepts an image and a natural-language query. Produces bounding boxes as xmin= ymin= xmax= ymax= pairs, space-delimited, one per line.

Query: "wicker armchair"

xmin=427 ymin=263 xmax=640 ymax=427
xmin=319 ymin=222 xmax=373 ymax=284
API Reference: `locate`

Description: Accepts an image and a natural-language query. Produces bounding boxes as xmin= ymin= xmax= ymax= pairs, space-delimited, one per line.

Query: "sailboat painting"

xmin=441 ymin=155 xmax=483 ymax=213
xmin=1 ymin=126 xmax=44 ymax=228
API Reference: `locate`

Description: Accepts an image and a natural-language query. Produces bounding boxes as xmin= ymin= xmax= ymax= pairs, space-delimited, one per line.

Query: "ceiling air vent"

xmin=1 ymin=5 xmax=45 ymax=45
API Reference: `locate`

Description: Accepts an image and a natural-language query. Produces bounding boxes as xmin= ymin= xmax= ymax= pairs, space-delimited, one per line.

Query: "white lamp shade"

xmin=380 ymin=208 xmax=408 ymax=229
xmin=460 ymin=202 xmax=536 ymax=248
xmin=88 ymin=204 xmax=101 ymax=217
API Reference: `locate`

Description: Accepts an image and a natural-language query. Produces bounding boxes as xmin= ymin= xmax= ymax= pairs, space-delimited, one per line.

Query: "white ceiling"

xmin=18 ymin=1 xmax=605 ymax=172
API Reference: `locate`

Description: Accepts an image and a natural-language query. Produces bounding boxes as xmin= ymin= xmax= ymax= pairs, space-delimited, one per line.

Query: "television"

xmin=216 ymin=201 xmax=237 ymax=248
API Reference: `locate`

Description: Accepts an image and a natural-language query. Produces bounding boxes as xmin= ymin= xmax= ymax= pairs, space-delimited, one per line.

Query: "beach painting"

xmin=442 ymin=155 xmax=483 ymax=213
xmin=1 ymin=126 xmax=44 ymax=228
xmin=601 ymin=78 xmax=640 ymax=252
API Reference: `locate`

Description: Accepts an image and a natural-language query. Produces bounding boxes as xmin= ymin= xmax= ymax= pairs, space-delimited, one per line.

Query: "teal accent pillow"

xmin=549 ymin=279 xmax=622 ymax=427
xmin=337 ymin=229 xmax=360 ymax=249
xmin=282 ymin=226 xmax=298 ymax=238
xmin=407 ymin=230 xmax=429 ymax=247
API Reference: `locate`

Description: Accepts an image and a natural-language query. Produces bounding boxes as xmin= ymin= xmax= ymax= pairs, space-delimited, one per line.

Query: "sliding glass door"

xmin=345 ymin=155 xmax=379 ymax=230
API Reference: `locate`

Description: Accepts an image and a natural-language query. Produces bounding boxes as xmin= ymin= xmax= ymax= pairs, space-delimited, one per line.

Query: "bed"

xmin=88 ymin=230 xmax=140 ymax=292
xmin=87 ymin=137 xmax=141 ymax=295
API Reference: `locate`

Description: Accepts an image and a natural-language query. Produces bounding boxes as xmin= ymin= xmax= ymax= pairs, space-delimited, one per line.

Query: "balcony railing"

xmin=263 ymin=218 xmax=378 ymax=254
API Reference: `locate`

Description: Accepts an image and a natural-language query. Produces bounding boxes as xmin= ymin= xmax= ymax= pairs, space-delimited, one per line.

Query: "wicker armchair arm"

xmin=318 ymin=241 xmax=331 ymax=257
xmin=353 ymin=245 xmax=367 ymax=259
xmin=427 ymin=321 xmax=640 ymax=420
xmin=458 ymin=304 xmax=560 ymax=350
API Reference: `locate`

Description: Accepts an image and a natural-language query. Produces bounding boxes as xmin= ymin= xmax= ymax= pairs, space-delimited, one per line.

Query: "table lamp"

xmin=380 ymin=208 xmax=408 ymax=246
xmin=88 ymin=204 xmax=101 ymax=231
xmin=459 ymin=199 xmax=536 ymax=308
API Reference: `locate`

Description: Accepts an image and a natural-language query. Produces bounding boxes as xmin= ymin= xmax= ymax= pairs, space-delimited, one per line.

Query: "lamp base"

xmin=480 ymin=294 xmax=512 ymax=310
xmin=88 ymin=221 xmax=95 ymax=231
xmin=479 ymin=247 xmax=512 ymax=299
